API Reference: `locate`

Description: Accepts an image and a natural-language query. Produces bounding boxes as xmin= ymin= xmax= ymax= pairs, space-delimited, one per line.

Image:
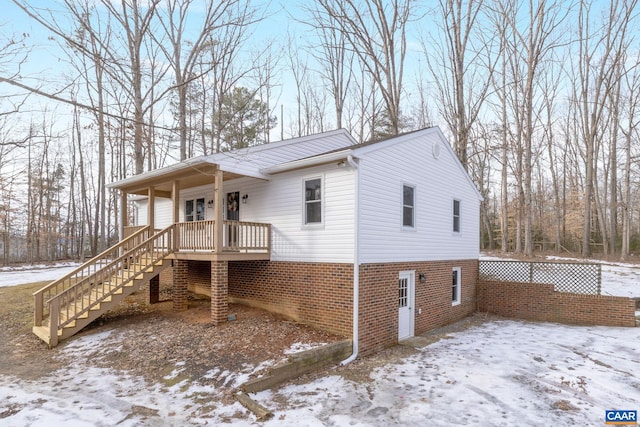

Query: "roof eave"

xmin=260 ymin=149 xmax=353 ymax=174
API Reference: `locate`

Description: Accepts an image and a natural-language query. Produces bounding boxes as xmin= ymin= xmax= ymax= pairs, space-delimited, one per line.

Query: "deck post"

xmin=120 ymin=191 xmax=128 ymax=242
xmin=211 ymin=260 xmax=228 ymax=325
xmin=173 ymin=259 xmax=189 ymax=311
xmin=49 ymin=298 xmax=59 ymax=347
xmin=213 ymin=169 xmax=224 ymax=253
xmin=34 ymin=293 xmax=43 ymax=327
xmin=149 ymin=274 xmax=160 ymax=304
xmin=148 ymin=186 xmax=155 ymax=231
xmin=172 ymin=180 xmax=180 ymax=251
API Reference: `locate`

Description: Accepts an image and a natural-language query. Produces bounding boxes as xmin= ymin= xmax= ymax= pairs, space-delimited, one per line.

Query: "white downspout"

xmin=342 ymin=154 xmax=360 ymax=365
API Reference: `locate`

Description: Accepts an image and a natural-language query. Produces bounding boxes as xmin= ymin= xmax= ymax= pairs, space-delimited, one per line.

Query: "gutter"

xmin=341 ymin=154 xmax=360 ymax=365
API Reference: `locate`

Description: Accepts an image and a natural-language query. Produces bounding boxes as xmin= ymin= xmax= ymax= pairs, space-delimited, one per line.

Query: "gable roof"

xmin=108 ymin=129 xmax=358 ymax=194
xmin=109 ymin=127 xmax=481 ymax=202
xmin=260 ymin=127 xmax=483 ymax=202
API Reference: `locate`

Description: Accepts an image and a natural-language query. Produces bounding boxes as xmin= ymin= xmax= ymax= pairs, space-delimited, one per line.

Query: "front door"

xmin=226 ymin=192 xmax=240 ymax=247
xmin=398 ymin=271 xmax=415 ymax=340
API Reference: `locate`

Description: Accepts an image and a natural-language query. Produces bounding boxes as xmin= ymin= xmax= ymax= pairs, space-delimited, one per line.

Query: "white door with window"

xmin=398 ymin=271 xmax=415 ymax=340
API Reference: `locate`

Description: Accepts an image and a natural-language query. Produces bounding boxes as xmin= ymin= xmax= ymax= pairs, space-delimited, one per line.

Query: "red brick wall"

xmin=172 ymin=259 xmax=189 ymax=311
xmin=228 ymin=261 xmax=354 ymax=338
xmin=160 ymin=261 xmax=212 ymax=295
xmin=477 ymin=281 xmax=636 ymax=327
xmin=358 ymin=260 xmax=478 ymax=356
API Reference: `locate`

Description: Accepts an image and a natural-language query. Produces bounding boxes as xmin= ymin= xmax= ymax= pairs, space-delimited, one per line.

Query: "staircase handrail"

xmin=47 ymin=224 xmax=175 ymax=333
xmin=33 ymin=225 xmax=151 ymax=328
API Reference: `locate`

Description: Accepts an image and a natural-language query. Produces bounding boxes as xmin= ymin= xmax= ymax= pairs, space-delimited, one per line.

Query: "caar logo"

xmin=606 ymin=410 xmax=637 ymax=425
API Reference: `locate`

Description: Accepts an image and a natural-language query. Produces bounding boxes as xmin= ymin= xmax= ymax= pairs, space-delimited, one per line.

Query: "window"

xmin=453 ymin=199 xmax=461 ymax=232
xmin=185 ymin=198 xmax=205 ymax=222
xmin=304 ymin=178 xmax=322 ymax=224
xmin=452 ymin=267 xmax=461 ymax=306
xmin=399 ymin=276 xmax=408 ymax=308
xmin=403 ymin=185 xmax=415 ymax=228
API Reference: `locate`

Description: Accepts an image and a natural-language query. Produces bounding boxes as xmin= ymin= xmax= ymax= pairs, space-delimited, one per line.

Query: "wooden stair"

xmin=33 ymin=225 xmax=175 ymax=347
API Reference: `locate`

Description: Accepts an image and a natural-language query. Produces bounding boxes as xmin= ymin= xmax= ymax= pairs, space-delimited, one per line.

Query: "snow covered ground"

xmin=1 ymin=318 xmax=638 ymax=425
xmin=1 ymin=260 xmax=639 ymax=425
xmin=0 ymin=262 xmax=80 ymax=288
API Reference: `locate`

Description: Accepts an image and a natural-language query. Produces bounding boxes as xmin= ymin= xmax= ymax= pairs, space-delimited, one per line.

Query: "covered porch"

xmin=110 ymin=158 xmax=272 ymax=325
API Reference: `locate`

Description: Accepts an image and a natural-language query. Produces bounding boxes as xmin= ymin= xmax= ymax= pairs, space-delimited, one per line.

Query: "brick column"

xmin=173 ymin=260 xmax=189 ymax=311
xmin=149 ymin=275 xmax=160 ymax=304
xmin=211 ymin=260 xmax=228 ymax=325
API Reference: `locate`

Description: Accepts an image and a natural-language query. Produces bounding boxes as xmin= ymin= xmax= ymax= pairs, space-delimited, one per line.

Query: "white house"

xmin=33 ymin=127 xmax=482 ymax=354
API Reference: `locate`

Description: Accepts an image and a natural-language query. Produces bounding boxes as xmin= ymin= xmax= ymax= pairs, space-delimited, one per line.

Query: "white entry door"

xmin=398 ymin=271 xmax=415 ymax=340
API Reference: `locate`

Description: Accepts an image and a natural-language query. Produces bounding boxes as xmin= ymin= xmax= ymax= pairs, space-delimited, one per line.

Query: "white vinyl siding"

xmin=132 ymin=198 xmax=172 ymax=229
xmin=357 ymin=129 xmax=480 ymax=263
xmin=222 ymin=165 xmax=356 ymax=263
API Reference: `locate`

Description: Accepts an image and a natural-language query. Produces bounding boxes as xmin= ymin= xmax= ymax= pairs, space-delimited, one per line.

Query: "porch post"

xmin=211 ymin=260 xmax=228 ymax=324
xmin=120 ymin=191 xmax=128 ymax=241
xmin=148 ymin=186 xmax=155 ymax=231
xmin=213 ymin=169 xmax=224 ymax=253
xmin=172 ymin=180 xmax=180 ymax=251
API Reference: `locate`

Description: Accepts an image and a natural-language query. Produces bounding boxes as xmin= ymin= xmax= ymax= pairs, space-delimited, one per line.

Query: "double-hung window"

xmin=304 ymin=178 xmax=322 ymax=225
xmin=403 ymin=185 xmax=415 ymax=228
xmin=453 ymin=199 xmax=461 ymax=233
xmin=452 ymin=267 xmax=461 ymax=306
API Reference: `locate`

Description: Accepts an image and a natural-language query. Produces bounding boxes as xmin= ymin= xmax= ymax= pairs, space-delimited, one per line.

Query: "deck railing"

xmin=223 ymin=220 xmax=270 ymax=252
xmin=33 ymin=225 xmax=152 ymax=329
xmin=176 ymin=220 xmax=270 ymax=253
xmin=123 ymin=225 xmax=147 ymax=240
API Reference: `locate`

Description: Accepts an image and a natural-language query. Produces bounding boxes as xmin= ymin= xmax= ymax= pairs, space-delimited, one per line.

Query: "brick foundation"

xmin=172 ymin=259 xmax=189 ymax=311
xmin=211 ymin=261 xmax=228 ymax=325
xmin=358 ymin=260 xmax=478 ymax=356
xmin=477 ymin=280 xmax=636 ymax=327
xmin=163 ymin=258 xmax=479 ymax=356
xmin=228 ymin=261 xmax=354 ymax=338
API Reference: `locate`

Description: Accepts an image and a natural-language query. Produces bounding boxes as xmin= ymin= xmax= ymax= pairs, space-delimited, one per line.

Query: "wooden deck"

xmin=34 ymin=220 xmax=271 ymax=346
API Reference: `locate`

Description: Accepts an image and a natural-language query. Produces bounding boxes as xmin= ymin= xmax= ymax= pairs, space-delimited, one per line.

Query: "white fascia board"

xmin=260 ymin=150 xmax=352 ymax=174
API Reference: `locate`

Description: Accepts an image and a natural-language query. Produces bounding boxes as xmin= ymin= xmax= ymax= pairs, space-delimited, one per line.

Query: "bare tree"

xmin=425 ymin=0 xmax=494 ymax=169
xmin=573 ymin=0 xmax=637 ymax=257
xmin=155 ymin=0 xmax=259 ymax=161
xmin=303 ymin=5 xmax=355 ymax=130
xmin=620 ymin=54 xmax=640 ymax=260
xmin=490 ymin=0 xmax=569 ymax=256
xmin=314 ymin=0 xmax=413 ymax=136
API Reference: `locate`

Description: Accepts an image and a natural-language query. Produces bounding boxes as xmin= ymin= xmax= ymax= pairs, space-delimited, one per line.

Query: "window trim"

xmin=452 ymin=267 xmax=461 ymax=306
xmin=303 ymin=176 xmax=324 ymax=227
xmin=402 ymin=183 xmax=416 ymax=229
xmin=453 ymin=199 xmax=461 ymax=233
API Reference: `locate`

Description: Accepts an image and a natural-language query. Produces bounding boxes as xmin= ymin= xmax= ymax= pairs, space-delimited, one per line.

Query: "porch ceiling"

xmin=109 ymin=161 xmax=258 ymax=196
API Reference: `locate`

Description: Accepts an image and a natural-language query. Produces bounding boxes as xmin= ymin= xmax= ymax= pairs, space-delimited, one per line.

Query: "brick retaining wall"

xmin=477 ymin=280 xmax=636 ymax=327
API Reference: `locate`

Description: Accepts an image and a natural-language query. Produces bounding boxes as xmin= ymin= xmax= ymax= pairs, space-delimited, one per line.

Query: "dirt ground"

xmin=0 ymin=282 xmax=344 ymax=395
xmin=0 ymin=279 xmax=493 ymax=411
